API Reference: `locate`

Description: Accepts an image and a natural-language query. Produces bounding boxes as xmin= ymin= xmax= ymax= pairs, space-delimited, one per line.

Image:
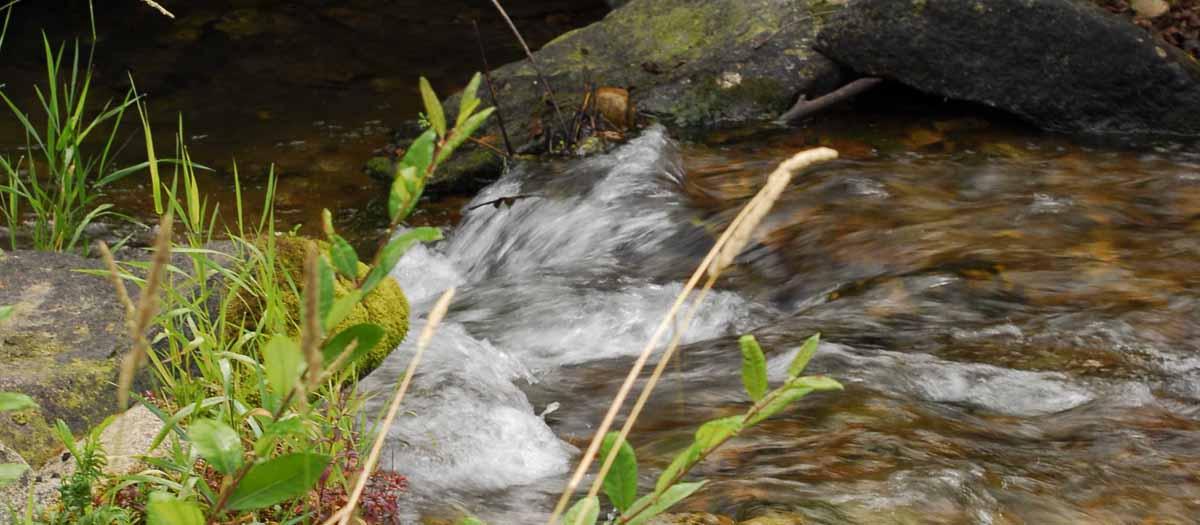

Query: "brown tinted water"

xmin=7 ymin=3 xmax=1200 ymax=523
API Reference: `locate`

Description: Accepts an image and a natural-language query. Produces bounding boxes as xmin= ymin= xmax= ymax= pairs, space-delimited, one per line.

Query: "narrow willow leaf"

xmin=0 ymin=463 xmax=27 ymax=485
xmin=694 ymin=415 xmax=744 ymax=453
xmin=187 ymin=419 xmax=244 ymax=475
xmin=328 ymin=235 xmax=359 ymax=280
xmin=787 ymin=333 xmax=821 ymax=379
xmin=599 ymin=432 xmax=638 ymax=513
xmin=739 ymin=335 xmax=768 ymax=401
xmin=321 ymin=323 xmax=385 ymax=369
xmin=146 ymin=492 xmax=205 ymax=525
xmin=624 ymin=481 xmax=709 ymax=525
xmin=401 ymin=129 xmax=437 ymax=178
xmin=790 ymin=375 xmax=844 ymax=392
xmin=226 ymin=453 xmax=331 ymax=511
xmin=317 ymin=256 xmax=334 ymax=328
xmin=0 ymin=392 xmax=35 ymax=412
xmin=0 ymin=305 xmax=12 ymax=322
xmin=456 ymin=518 xmax=485 ymax=525
xmin=655 ymin=442 xmax=700 ymax=495
xmin=262 ymin=335 xmax=303 ymax=396
xmin=419 ymin=77 xmax=446 ymax=138
xmin=388 ymin=167 xmax=414 ymax=222
xmin=746 ymin=385 xmax=814 ymax=427
xmin=321 ymin=208 xmax=335 ymax=237
xmin=324 ymin=290 xmax=362 ymax=332
xmin=435 ymin=107 xmax=494 ymax=166
xmin=561 ymin=496 xmax=600 ymax=525
xmin=457 ymin=72 xmax=483 ymax=128
xmin=361 ymin=227 xmax=443 ymax=296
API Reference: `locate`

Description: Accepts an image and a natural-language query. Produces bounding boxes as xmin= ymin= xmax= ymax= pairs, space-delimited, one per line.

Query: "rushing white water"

xmin=358 ymin=124 xmax=1196 ymax=523
xmin=361 ymin=127 xmax=758 ymax=507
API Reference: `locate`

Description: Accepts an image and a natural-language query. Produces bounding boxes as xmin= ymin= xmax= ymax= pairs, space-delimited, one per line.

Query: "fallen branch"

xmin=777 ymin=77 xmax=883 ymax=124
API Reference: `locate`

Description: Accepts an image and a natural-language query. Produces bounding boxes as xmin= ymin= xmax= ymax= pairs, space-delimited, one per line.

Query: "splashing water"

xmin=364 ymin=121 xmax=1200 ymax=522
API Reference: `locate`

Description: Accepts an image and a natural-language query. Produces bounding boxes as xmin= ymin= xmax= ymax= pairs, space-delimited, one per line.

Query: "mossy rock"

xmin=227 ymin=235 xmax=409 ymax=375
xmin=0 ymin=250 xmax=147 ymax=467
xmin=384 ymin=0 xmax=842 ymax=191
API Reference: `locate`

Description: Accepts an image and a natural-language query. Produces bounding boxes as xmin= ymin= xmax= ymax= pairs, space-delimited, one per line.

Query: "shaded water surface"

xmin=366 ymin=116 xmax=1200 ymax=523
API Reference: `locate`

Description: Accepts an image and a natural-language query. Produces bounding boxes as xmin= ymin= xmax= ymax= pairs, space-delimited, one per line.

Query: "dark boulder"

xmin=399 ymin=0 xmax=841 ymax=190
xmin=816 ymin=0 xmax=1200 ymax=138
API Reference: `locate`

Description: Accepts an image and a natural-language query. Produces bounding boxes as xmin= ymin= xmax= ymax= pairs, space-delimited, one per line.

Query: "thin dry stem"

xmin=488 ymin=0 xmax=570 ymax=142
xmin=327 ymin=287 xmax=456 ymax=525
xmin=551 ymin=148 xmax=838 ymax=525
xmin=118 ymin=214 xmax=173 ymax=409
xmin=710 ymin=148 xmax=837 ymax=277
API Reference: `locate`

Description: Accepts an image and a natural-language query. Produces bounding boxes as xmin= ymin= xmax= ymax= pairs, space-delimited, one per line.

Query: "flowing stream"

xmin=362 ymin=120 xmax=1200 ymax=523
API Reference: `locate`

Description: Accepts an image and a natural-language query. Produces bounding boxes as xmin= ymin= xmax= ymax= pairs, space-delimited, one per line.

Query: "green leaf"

xmin=694 ymin=415 xmax=744 ymax=453
xmin=457 ymin=73 xmax=483 ymax=128
xmin=225 ymin=453 xmax=331 ymax=511
xmin=328 ymin=235 xmax=359 ymax=280
xmin=787 ymin=333 xmax=820 ymax=379
xmin=0 ymin=392 xmax=35 ymax=412
xmin=0 ymin=463 xmax=27 ymax=486
xmin=746 ymin=385 xmax=814 ymax=427
xmin=321 ymin=323 xmax=386 ymax=369
xmin=262 ymin=335 xmax=303 ymax=397
xmin=739 ymin=335 xmax=768 ymax=401
xmin=317 ymin=256 xmax=335 ymax=330
xmin=790 ymin=375 xmax=843 ymax=392
xmin=146 ymin=492 xmax=205 ymax=525
xmin=324 ymin=290 xmax=362 ymax=332
xmin=436 ymin=107 xmax=494 ymax=166
xmin=361 ymin=227 xmax=443 ymax=296
xmin=456 ymin=518 xmax=486 ymax=525
xmin=187 ymin=419 xmax=244 ymax=475
xmin=388 ymin=167 xmax=415 ymax=223
xmin=561 ymin=496 xmax=599 ymax=525
xmin=419 ymin=77 xmax=446 ymax=138
xmin=599 ymin=432 xmax=638 ymax=513
xmin=0 ymin=305 xmax=12 ymax=323
xmin=624 ymin=481 xmax=708 ymax=525
xmin=400 ymin=129 xmax=437 ymax=178
xmin=655 ymin=442 xmax=700 ymax=495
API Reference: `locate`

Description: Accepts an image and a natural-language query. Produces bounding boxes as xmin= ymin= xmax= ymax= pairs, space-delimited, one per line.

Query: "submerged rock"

xmin=410 ymin=0 xmax=841 ymax=189
xmin=0 ymin=251 xmax=142 ymax=467
xmin=816 ymin=0 xmax=1200 ymax=138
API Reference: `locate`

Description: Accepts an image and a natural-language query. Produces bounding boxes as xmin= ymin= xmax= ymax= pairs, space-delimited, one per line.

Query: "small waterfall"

xmin=360 ymin=126 xmax=760 ymax=511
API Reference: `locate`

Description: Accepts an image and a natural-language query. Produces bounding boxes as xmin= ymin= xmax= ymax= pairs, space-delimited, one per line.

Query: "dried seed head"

xmin=709 ymin=147 xmax=838 ymax=278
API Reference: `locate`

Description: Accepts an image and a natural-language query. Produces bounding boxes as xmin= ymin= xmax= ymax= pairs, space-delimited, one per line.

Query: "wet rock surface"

xmin=0 ymin=251 xmax=139 ymax=467
xmin=409 ymin=0 xmax=841 ymax=189
xmin=817 ymin=0 xmax=1200 ymax=137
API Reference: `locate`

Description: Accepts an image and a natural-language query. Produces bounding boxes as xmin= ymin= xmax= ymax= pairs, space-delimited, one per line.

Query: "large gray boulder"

xmin=0 ymin=250 xmax=140 ymax=467
xmin=409 ymin=0 xmax=841 ymax=189
xmin=816 ymin=0 xmax=1200 ymax=137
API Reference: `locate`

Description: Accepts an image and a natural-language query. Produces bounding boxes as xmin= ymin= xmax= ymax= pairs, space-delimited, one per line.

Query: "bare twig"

xmin=326 ymin=288 xmax=456 ymax=525
xmin=136 ymin=0 xmax=175 ymax=18
xmin=487 ymin=0 xmax=571 ymax=144
xmin=472 ymin=19 xmax=514 ymax=158
xmin=778 ymin=77 xmax=883 ymax=124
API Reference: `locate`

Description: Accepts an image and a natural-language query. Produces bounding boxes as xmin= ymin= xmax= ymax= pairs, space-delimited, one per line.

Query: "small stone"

xmin=1131 ymin=0 xmax=1169 ymax=18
